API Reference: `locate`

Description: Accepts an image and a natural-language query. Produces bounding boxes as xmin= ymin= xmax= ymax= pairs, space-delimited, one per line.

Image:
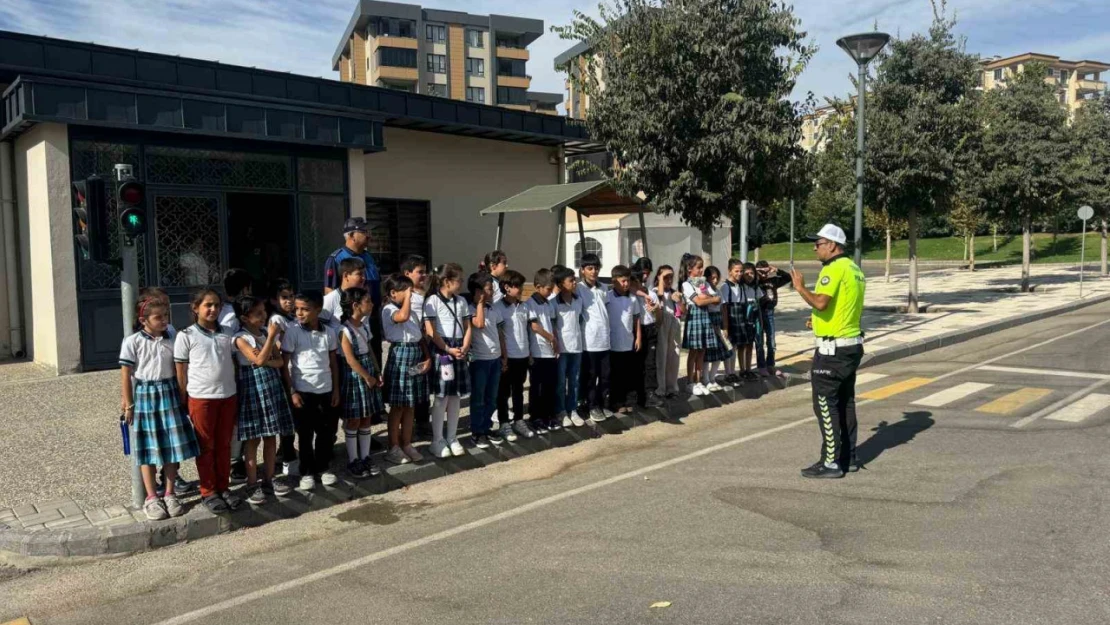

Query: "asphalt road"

xmin=3 ymin=301 xmax=1109 ymax=625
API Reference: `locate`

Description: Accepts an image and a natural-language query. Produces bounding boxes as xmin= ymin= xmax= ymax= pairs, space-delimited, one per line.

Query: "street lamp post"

xmin=837 ymin=32 xmax=890 ymax=266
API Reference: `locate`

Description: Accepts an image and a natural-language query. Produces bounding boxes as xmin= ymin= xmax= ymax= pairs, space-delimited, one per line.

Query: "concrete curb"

xmin=0 ymin=375 xmax=809 ymax=559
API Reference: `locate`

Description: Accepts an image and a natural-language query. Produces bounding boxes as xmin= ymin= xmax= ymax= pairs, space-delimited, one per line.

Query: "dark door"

xmin=227 ymin=193 xmax=295 ymax=297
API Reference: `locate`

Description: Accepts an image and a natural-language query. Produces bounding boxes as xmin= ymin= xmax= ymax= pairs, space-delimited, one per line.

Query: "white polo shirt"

xmin=218 ymin=303 xmax=240 ymax=337
xmin=281 ymin=322 xmax=338 ymax=394
xmin=424 ymin=293 xmax=471 ymax=340
xmin=381 ymin=301 xmax=424 ymax=344
xmin=606 ymin=291 xmax=642 ymax=353
xmin=638 ymin=290 xmax=660 ymax=327
xmin=723 ymin=281 xmax=762 ymax=311
xmin=232 ymin=330 xmax=275 ymax=367
xmin=322 ymin=289 xmax=343 ymax=326
xmin=526 ymin=294 xmax=558 ymax=359
xmin=340 ymin=320 xmax=373 ymax=357
xmin=683 ymin=280 xmax=719 ymax=311
xmin=173 ymin=324 xmax=237 ymax=399
xmin=469 ymin=303 xmax=503 ymax=361
xmin=268 ymin=312 xmax=292 ymax=334
xmin=554 ymin=294 xmax=585 ymax=354
xmin=491 ymin=277 xmax=504 ymax=304
xmin=576 ymin=280 xmax=611 ymax=352
xmin=499 ymin=299 xmax=530 ymax=359
xmin=120 ymin=331 xmax=175 ymax=381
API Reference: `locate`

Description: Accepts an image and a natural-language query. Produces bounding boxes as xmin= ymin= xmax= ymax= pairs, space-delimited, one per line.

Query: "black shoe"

xmin=846 ymin=460 xmax=862 ymax=473
xmin=487 ymin=430 xmax=505 ymax=446
xmin=230 ymin=462 xmax=248 ymax=484
xmin=801 ymin=462 xmax=845 ymax=479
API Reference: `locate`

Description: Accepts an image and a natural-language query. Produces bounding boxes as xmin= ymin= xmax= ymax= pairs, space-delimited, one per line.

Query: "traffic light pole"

xmin=116 ymin=164 xmax=144 ymax=510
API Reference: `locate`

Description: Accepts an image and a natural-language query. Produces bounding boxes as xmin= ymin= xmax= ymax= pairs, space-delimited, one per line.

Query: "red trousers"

xmin=189 ymin=396 xmax=238 ymax=498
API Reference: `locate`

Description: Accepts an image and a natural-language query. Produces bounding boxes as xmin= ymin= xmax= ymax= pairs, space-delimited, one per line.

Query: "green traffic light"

xmin=128 ymin=214 xmax=142 ymax=227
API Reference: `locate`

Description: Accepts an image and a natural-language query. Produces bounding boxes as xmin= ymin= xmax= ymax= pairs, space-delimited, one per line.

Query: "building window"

xmin=378 ymin=47 xmax=417 ymax=68
xmin=497 ymin=86 xmax=528 ymax=105
xmin=427 ymin=83 xmax=447 ymax=98
xmin=426 ymin=24 xmax=446 ymax=42
xmin=1060 ymin=69 xmax=1070 ymax=82
xmin=466 ymin=87 xmax=485 ymax=103
xmin=993 ymin=68 xmax=1003 ymax=81
xmin=466 ymin=58 xmax=485 ymax=77
xmin=498 ymin=58 xmax=528 ymax=78
xmin=369 ymin=17 xmax=415 ymax=38
xmin=496 ymin=36 xmax=523 ymax=49
xmin=574 ymin=237 xmax=603 ymax=268
xmin=365 ymin=198 xmax=432 ymax=274
xmin=466 ymin=29 xmax=484 ymax=48
xmin=427 ymin=54 xmax=446 ymax=74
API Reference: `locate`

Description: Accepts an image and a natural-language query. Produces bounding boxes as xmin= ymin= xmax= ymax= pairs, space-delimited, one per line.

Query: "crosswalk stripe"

xmin=912 ymin=382 xmax=994 ymax=408
xmin=977 ymin=365 xmax=1110 ymax=381
xmin=1044 ymin=394 xmax=1110 ymax=423
xmin=858 ymin=377 xmax=933 ymax=400
xmin=854 ymin=372 xmax=889 ymax=386
xmin=975 ymin=388 xmax=1053 ymax=415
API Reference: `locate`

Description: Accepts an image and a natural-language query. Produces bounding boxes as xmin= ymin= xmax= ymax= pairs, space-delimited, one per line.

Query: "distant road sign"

xmin=1078 ymin=205 xmax=1094 ymax=221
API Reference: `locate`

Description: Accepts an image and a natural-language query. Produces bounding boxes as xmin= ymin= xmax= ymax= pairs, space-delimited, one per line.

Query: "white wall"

xmin=364 ymin=127 xmax=560 ymax=275
xmin=564 ymin=227 xmax=620 ymax=276
xmin=14 ymin=123 xmax=80 ymax=373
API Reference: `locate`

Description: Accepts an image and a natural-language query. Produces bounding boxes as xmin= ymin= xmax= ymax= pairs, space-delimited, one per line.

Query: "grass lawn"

xmin=754 ymin=232 xmax=1106 ymax=263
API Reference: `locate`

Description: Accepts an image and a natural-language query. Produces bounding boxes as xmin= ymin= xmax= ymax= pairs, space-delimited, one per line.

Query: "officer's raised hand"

xmin=790 ymin=267 xmax=805 ymax=291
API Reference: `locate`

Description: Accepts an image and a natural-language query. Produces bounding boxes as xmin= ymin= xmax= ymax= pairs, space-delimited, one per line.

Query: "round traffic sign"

xmin=1078 ymin=205 xmax=1094 ymax=221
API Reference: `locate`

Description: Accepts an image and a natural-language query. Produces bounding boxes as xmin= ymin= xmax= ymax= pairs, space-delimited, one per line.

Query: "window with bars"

xmin=466 ymin=58 xmax=485 ymax=77
xmin=574 ymin=237 xmax=603 ymax=268
xmin=364 ymin=198 xmax=432 ymax=274
xmin=427 ymin=54 xmax=446 ymax=74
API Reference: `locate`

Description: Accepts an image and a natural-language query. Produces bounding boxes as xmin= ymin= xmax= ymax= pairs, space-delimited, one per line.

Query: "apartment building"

xmin=980 ymin=53 xmax=1109 ymax=116
xmin=332 ymin=1 xmax=562 ymax=115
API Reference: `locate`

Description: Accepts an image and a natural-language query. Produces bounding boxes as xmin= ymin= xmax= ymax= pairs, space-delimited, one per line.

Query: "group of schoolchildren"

xmin=119 ymin=249 xmax=788 ymax=521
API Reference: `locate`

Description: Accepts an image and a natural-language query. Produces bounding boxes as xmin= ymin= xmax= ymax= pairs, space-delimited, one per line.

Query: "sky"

xmin=2 ymin=0 xmax=1109 ymax=113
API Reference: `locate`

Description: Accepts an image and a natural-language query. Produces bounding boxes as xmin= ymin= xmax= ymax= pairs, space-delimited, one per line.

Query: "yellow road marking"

xmin=2 ymin=618 xmax=32 ymax=625
xmin=976 ymin=388 xmax=1053 ymax=415
xmin=858 ymin=377 xmax=934 ymax=400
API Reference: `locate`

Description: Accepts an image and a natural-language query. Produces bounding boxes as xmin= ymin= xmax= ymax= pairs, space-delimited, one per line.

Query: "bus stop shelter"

xmin=479 ymin=180 xmax=649 ymax=265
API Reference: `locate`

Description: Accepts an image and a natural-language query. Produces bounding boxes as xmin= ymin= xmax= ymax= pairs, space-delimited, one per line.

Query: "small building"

xmin=562 ymin=211 xmax=732 ymax=277
xmin=0 ymin=30 xmax=598 ymax=373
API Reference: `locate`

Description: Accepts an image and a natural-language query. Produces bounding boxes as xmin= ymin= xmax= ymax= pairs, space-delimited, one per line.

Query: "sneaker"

xmin=283 ymin=460 xmax=299 ymax=478
xmin=556 ymin=411 xmax=569 ymax=426
xmin=385 ymin=446 xmax=410 ymax=465
xmin=645 ymin=395 xmax=664 ymax=408
xmin=174 ymin=476 xmax=198 ymax=496
xmin=363 ymin=458 xmax=383 ymax=476
xmin=203 ymin=494 xmax=229 ymax=514
xmin=267 ymin=479 xmax=293 ymax=497
xmin=429 ymin=440 xmax=451 ymax=459
xmin=602 ymin=408 xmax=617 ymax=419
xmin=402 ymin=445 xmax=423 ymax=462
xmin=590 ymin=408 xmax=608 ymax=423
xmin=532 ymin=419 xmax=550 ymax=434
xmin=499 ymin=422 xmax=517 ymax=443
xmin=163 ymin=494 xmax=184 ymax=518
xmin=570 ymin=412 xmax=586 ymax=427
xmin=143 ymin=497 xmax=169 ymax=521
xmin=488 ymin=429 xmax=505 ymax=445
xmin=320 ymin=471 xmax=339 ymax=486
xmin=348 ymin=461 xmax=371 ymax=479
xmin=800 ymin=462 xmax=845 ymax=479
xmin=549 ymin=418 xmax=564 ymax=431
xmin=706 ymin=382 xmax=724 ymax=392
xmin=221 ymin=490 xmax=244 ymax=510
xmin=299 ymin=474 xmax=317 ymax=490
xmin=691 ymin=383 xmax=707 ymax=396
xmin=230 ymin=462 xmax=248 ymax=485
xmin=245 ymin=484 xmax=267 ymax=505
xmin=512 ymin=420 xmax=535 ymax=439
xmin=449 ymin=440 xmax=466 ymax=456
xmin=473 ymin=434 xmax=491 ymax=449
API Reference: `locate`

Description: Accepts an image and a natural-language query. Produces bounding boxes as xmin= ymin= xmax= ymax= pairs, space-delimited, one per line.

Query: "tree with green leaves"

xmin=1069 ymin=96 xmax=1110 ymax=276
xmin=981 ymin=60 xmax=1072 ymax=291
xmin=864 ymin=1 xmax=982 ymax=311
xmin=864 ymin=206 xmax=909 ymax=282
xmin=554 ymin=0 xmax=815 ymax=233
xmin=804 ymin=109 xmax=856 ymax=235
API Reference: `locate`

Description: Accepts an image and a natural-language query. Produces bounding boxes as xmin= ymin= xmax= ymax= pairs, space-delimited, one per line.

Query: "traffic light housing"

xmin=747 ymin=206 xmax=765 ymax=250
xmin=72 ymin=175 xmax=109 ymax=262
xmin=116 ymin=176 xmax=147 ymax=242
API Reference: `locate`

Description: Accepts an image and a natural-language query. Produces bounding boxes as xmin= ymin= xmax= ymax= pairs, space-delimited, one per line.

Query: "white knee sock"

xmin=344 ymin=428 xmax=358 ymax=463
xmin=724 ymin=357 xmax=735 ymax=375
xmin=445 ymin=396 xmax=461 ymax=442
xmin=709 ymin=362 xmax=720 ymax=381
xmin=357 ymin=428 xmax=372 ymax=460
xmin=431 ymin=397 xmax=448 ymax=445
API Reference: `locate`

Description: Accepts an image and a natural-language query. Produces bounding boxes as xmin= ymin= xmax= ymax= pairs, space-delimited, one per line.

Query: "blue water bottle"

xmin=119 ymin=414 xmax=131 ymax=456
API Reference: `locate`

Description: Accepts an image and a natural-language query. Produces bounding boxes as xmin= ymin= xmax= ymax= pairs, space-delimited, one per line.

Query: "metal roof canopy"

xmin=480 ymin=180 xmax=650 ymax=264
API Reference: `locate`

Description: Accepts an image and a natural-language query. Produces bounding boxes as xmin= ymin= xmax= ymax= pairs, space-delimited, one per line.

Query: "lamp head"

xmin=836 ymin=32 xmax=891 ymax=66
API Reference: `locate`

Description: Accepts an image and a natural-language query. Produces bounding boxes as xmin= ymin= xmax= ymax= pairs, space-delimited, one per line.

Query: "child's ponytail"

xmin=340 ymin=286 xmax=369 ymax=320
xmin=678 ymin=254 xmax=701 ymax=286
xmin=428 ymin=263 xmax=463 ymax=299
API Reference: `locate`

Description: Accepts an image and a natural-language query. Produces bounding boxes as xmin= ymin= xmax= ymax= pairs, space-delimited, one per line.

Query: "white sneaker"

xmin=430 ymin=440 xmax=451 ymax=458
xmin=385 ymin=446 xmax=410 ymax=465
xmin=706 ymin=382 xmax=723 ymax=393
xmin=570 ymin=412 xmax=586 ymax=427
xmin=560 ymin=412 xmax=573 ymax=428
xmin=692 ymin=383 xmax=707 ymax=396
xmin=449 ymin=439 xmax=466 ymax=457
xmin=403 ymin=445 xmax=423 ymax=462
xmin=298 ymin=474 xmax=316 ymax=490
xmin=320 ymin=471 xmax=338 ymax=486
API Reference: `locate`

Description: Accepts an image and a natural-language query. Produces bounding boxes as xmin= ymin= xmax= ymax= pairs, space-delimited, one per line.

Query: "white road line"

xmin=855 ymin=372 xmax=889 ymax=386
xmin=1044 ymin=394 xmax=1110 ymax=423
xmin=1012 ymin=378 xmax=1110 ymax=428
xmin=911 ymin=382 xmax=994 ymax=408
xmin=978 ymin=365 xmax=1110 ymax=381
xmin=151 ymin=313 xmax=1110 ymax=625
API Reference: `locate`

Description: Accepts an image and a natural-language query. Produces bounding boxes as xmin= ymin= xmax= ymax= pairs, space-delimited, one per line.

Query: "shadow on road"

xmin=856 ymin=410 xmax=935 ymax=466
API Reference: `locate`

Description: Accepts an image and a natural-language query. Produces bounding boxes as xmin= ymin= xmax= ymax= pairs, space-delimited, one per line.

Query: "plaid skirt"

xmin=384 ymin=342 xmax=430 ymax=407
xmin=682 ymin=304 xmax=717 ymax=351
xmin=343 ymin=353 xmax=386 ymax=420
xmin=236 ymin=365 xmax=295 ymax=440
xmin=727 ymin=303 xmax=758 ymax=345
xmin=134 ymin=378 xmax=199 ymax=466
xmin=433 ymin=337 xmax=471 ymax=398
xmin=704 ymin=311 xmax=734 ymax=363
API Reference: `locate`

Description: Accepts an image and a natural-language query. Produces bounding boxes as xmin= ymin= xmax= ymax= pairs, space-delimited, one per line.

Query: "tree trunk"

xmin=908 ymin=207 xmax=919 ymax=313
xmin=1021 ymin=214 xmax=1032 ymax=293
xmin=884 ymin=228 xmax=892 ymax=283
xmin=992 ymin=224 xmax=998 ymax=253
xmin=754 ymin=248 xmax=760 ymax=263
xmin=1101 ymin=219 xmax=1108 ymax=277
xmin=969 ymin=233 xmax=976 ymax=272
xmin=962 ymin=234 xmax=968 ymax=262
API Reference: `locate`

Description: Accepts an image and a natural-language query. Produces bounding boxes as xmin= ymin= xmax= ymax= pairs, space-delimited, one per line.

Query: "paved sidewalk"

xmin=0 ymin=264 xmax=1105 ymax=557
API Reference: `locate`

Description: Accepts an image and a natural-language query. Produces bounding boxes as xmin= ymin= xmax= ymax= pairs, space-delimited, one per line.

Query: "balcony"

xmin=498 ymin=75 xmax=531 ymax=89
xmin=371 ymin=35 xmax=418 ymax=53
xmin=1076 ymin=78 xmax=1107 ymax=94
xmin=372 ymin=65 xmax=418 ymax=84
xmin=496 ymin=46 xmax=530 ymax=61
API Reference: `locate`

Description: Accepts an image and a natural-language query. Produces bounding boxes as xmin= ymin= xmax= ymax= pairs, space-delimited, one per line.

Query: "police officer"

xmin=790 ymin=224 xmax=866 ymax=479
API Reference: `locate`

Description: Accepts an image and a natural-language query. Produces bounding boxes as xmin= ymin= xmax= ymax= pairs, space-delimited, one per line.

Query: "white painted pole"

xmin=739 ymin=200 xmax=749 ymax=263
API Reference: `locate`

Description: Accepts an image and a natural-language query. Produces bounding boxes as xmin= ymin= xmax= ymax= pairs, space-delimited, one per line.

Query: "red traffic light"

xmin=118 ymin=179 xmax=144 ymax=206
